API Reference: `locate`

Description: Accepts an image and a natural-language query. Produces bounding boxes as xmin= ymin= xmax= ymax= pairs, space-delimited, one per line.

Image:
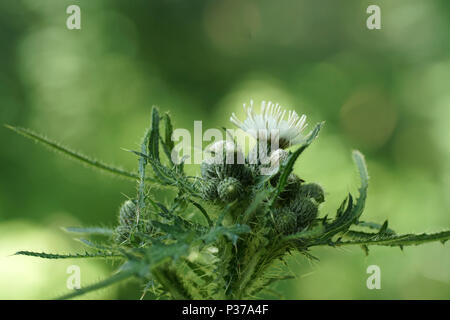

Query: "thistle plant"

xmin=6 ymin=101 xmax=450 ymax=300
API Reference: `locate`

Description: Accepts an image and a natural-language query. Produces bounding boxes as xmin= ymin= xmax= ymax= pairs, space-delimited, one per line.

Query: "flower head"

xmin=230 ymin=100 xmax=308 ymax=148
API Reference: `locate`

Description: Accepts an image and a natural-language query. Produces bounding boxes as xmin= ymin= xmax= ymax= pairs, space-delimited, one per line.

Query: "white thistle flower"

xmin=230 ymin=100 xmax=308 ymax=148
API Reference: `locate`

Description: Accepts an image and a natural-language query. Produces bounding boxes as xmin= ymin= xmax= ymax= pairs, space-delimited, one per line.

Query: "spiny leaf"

xmin=282 ymin=225 xmax=325 ymax=242
xmin=183 ymin=259 xmax=214 ymax=283
xmin=5 ymin=125 xmax=145 ymax=181
xmin=164 ymin=113 xmax=174 ymax=151
xmin=216 ymin=201 xmax=237 ymax=227
xmin=148 ymin=106 xmax=160 ymax=162
xmin=335 ymin=196 xmax=349 ymax=219
xmin=189 ymin=200 xmax=213 ymax=227
xmin=146 ymin=156 xmax=197 ymax=194
xmin=140 ymin=280 xmax=156 ymax=300
xmin=242 ymin=189 xmax=270 ymax=225
xmin=155 ymin=201 xmax=170 ymax=214
xmin=144 ymin=107 xmax=174 ymax=183
xmin=344 ymin=230 xmax=379 ymax=240
xmin=269 ymin=122 xmax=324 ymax=207
xmin=127 ymin=149 xmax=198 ymax=195
xmin=136 ymin=119 xmax=153 ymax=225
xmin=325 ymin=230 xmax=450 ymax=248
xmin=14 ymin=251 xmax=120 ymax=259
xmin=350 ymin=150 xmax=369 ymax=221
xmin=378 ymin=220 xmax=389 ymax=234
xmin=151 ymin=220 xmax=197 ymax=241
xmin=315 ymin=194 xmax=354 ymax=241
xmin=314 ymin=150 xmax=369 ymax=242
xmin=157 ymin=207 xmax=207 ymax=233
xmin=161 ymin=112 xmax=175 ymax=165
xmin=356 ymin=221 xmax=396 ymax=235
xmin=144 ymin=242 xmax=190 ymax=267
xmin=202 ymin=224 xmax=251 ymax=246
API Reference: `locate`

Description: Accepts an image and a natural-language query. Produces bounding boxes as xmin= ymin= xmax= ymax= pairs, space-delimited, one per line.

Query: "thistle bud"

xmin=299 ymin=183 xmax=325 ymax=204
xmin=273 ymin=207 xmax=297 ymax=235
xmin=119 ymin=199 xmax=137 ymax=226
xmin=201 ymin=140 xmax=252 ymax=184
xmin=286 ymin=174 xmax=304 ymax=191
xmin=290 ymin=197 xmax=318 ymax=228
xmin=115 ymin=200 xmax=154 ymax=244
xmin=274 ymin=173 xmax=304 ymax=200
xmin=217 ymin=177 xmax=243 ymax=202
xmin=200 ymin=178 xmax=220 ymax=202
xmin=114 ymin=225 xmax=131 ymax=244
xmin=114 ymin=200 xmax=137 ymax=244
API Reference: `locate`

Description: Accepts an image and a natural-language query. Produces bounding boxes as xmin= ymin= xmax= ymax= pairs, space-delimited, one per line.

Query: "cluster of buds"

xmin=115 ymin=101 xmax=324 ymax=237
xmin=197 ymin=100 xmax=324 ymax=234
xmin=200 ymin=141 xmax=253 ymax=202
xmin=273 ymin=181 xmax=325 ymax=235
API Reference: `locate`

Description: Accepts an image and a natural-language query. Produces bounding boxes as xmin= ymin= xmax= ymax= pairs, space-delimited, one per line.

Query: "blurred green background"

xmin=1 ymin=0 xmax=449 ymax=299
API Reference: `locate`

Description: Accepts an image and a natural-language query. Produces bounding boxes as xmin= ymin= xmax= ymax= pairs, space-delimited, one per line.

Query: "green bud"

xmin=114 ymin=200 xmax=137 ymax=244
xmin=299 ymin=183 xmax=325 ymax=203
xmin=286 ymin=174 xmax=304 ymax=191
xmin=201 ymin=140 xmax=253 ymax=185
xmin=200 ymin=178 xmax=220 ymax=202
xmin=114 ymin=225 xmax=131 ymax=244
xmin=201 ymin=158 xmax=253 ymax=186
xmin=217 ymin=177 xmax=243 ymax=202
xmin=273 ymin=207 xmax=297 ymax=235
xmin=115 ymin=199 xmax=153 ymax=244
xmin=119 ymin=199 xmax=137 ymax=226
xmin=275 ymin=174 xmax=304 ymax=199
xmin=290 ymin=197 xmax=318 ymax=228
xmin=200 ymin=158 xmax=218 ymax=179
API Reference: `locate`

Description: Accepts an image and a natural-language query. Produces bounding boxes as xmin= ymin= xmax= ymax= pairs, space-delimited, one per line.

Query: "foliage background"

xmin=0 ymin=0 xmax=449 ymax=299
